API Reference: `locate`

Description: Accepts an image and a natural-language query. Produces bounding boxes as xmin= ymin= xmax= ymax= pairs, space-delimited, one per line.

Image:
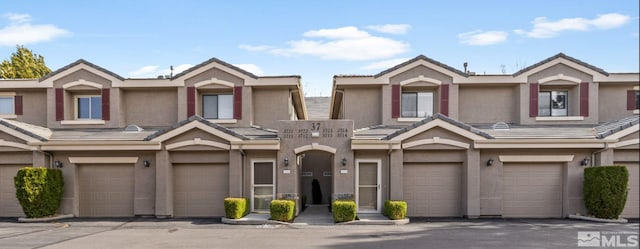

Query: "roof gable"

xmin=513 ymin=53 xmax=609 ymax=78
xmin=0 ymin=118 xmax=50 ymax=143
xmin=145 ymin=116 xmax=247 ymax=142
xmin=595 ymin=115 xmax=639 ymax=139
xmin=172 ymin=57 xmax=258 ymax=81
xmin=40 ymin=59 xmax=125 ymax=82
xmin=383 ymin=114 xmax=492 ymax=141
xmin=375 ymin=55 xmax=468 ymax=79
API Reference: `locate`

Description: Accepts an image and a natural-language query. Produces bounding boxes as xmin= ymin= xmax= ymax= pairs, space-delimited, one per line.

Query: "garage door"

xmin=619 ymin=162 xmax=639 ymax=218
xmin=503 ymin=163 xmax=562 ymax=218
xmin=403 ymin=163 xmax=462 ymax=217
xmin=173 ymin=164 xmax=228 ymax=217
xmin=0 ymin=165 xmax=25 ymax=217
xmin=79 ymin=164 xmax=134 ymax=217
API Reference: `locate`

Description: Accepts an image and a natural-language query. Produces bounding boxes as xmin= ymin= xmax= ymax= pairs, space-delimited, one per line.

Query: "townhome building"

xmin=0 ymin=53 xmax=638 ymax=219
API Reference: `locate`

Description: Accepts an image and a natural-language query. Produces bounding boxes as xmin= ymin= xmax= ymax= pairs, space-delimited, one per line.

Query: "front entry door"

xmin=356 ymin=160 xmax=381 ymax=213
xmin=252 ymin=161 xmax=275 ymax=212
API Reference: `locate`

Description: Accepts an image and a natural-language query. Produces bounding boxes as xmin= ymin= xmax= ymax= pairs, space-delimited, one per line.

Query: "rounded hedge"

xmin=583 ymin=165 xmax=628 ymax=219
xmin=14 ymin=167 xmax=64 ymax=218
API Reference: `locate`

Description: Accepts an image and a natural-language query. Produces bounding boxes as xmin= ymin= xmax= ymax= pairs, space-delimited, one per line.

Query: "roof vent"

xmin=125 ymin=125 xmax=144 ymax=132
xmin=492 ymin=122 xmax=510 ymax=130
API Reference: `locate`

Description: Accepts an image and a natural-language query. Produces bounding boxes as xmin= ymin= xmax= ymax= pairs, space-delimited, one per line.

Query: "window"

xmin=202 ymin=94 xmax=233 ymax=119
xmin=636 ymin=91 xmax=640 ymax=110
xmin=401 ymin=92 xmax=433 ymax=118
xmin=0 ymin=96 xmax=13 ymax=115
xmin=538 ymin=91 xmax=568 ymax=116
xmin=76 ymin=95 xmax=102 ymax=119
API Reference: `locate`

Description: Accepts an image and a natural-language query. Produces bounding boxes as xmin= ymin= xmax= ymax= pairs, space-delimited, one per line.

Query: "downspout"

xmin=239 ymin=145 xmax=246 ymax=198
xmin=388 ymin=143 xmax=393 ymax=201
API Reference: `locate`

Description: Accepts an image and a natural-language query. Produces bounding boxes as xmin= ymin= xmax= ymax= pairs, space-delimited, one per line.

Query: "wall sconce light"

xmin=143 ymin=160 xmax=150 ymax=167
xmin=580 ymin=158 xmax=590 ymax=166
xmin=341 ymin=158 xmax=347 ymax=167
xmin=54 ymin=160 xmax=63 ymax=168
xmin=284 ymin=158 xmax=289 ymax=167
xmin=486 ymin=159 xmax=494 ymax=167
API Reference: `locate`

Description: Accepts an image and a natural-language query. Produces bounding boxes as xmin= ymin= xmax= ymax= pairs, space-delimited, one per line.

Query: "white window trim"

xmin=61 ymin=120 xmax=106 ymax=125
xmin=535 ymin=116 xmax=584 ymax=121
xmin=355 ymin=159 xmax=382 ymax=214
xmin=74 ymin=95 xmax=102 ymax=120
xmin=251 ymin=159 xmax=276 ymax=213
xmin=397 ymin=117 xmax=424 ymax=122
xmin=207 ymin=119 xmax=237 ymax=124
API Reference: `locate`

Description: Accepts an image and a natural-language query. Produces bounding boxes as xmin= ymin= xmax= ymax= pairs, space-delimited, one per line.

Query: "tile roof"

xmin=478 ymin=125 xmax=597 ymax=139
xmin=172 ymin=57 xmax=258 ymax=80
xmin=512 ymin=53 xmax=609 ymax=77
xmin=383 ymin=113 xmax=493 ymax=140
xmin=48 ymin=128 xmax=159 ymax=141
xmin=0 ymin=118 xmax=50 ymax=141
xmin=40 ymin=59 xmax=125 ymax=82
xmin=228 ymin=127 xmax=278 ymax=139
xmin=144 ymin=115 xmax=249 ymax=141
xmin=305 ymin=97 xmax=331 ymax=120
xmin=374 ymin=55 xmax=468 ymax=78
xmin=595 ymin=115 xmax=639 ymax=139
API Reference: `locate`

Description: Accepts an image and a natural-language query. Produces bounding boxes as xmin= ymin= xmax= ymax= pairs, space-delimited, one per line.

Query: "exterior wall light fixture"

xmin=284 ymin=158 xmax=289 ymax=167
xmin=341 ymin=158 xmax=347 ymax=167
xmin=486 ymin=159 xmax=494 ymax=167
xmin=580 ymin=158 xmax=590 ymax=166
xmin=143 ymin=160 xmax=150 ymax=167
xmin=54 ymin=160 xmax=63 ymax=168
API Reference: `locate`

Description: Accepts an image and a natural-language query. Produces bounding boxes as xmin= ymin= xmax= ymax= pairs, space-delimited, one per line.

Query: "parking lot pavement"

xmin=0 ymin=218 xmax=638 ymax=249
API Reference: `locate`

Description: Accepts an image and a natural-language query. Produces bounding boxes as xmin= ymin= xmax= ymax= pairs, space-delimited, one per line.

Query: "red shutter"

xmin=579 ymin=82 xmax=589 ymax=117
xmin=628 ymin=90 xmax=637 ymax=110
xmin=391 ymin=84 xmax=400 ymax=118
xmin=233 ymin=86 xmax=242 ymax=119
xmin=14 ymin=96 xmax=23 ymax=115
xmin=529 ymin=83 xmax=538 ymax=117
xmin=101 ymin=88 xmax=110 ymax=121
xmin=55 ymin=88 xmax=64 ymax=121
xmin=440 ymin=84 xmax=449 ymax=116
xmin=187 ymin=86 xmax=195 ymax=117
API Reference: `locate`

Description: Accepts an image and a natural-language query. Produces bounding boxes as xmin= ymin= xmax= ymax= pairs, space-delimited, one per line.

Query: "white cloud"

xmin=128 ymin=64 xmax=193 ymax=78
xmin=0 ymin=13 xmax=70 ymax=46
xmin=514 ymin=13 xmax=630 ymax=38
xmin=360 ymin=58 xmax=411 ymax=70
xmin=233 ymin=64 xmax=264 ymax=76
xmin=240 ymin=26 xmax=410 ymax=61
xmin=365 ymin=24 xmax=411 ymax=34
xmin=458 ymin=30 xmax=508 ymax=46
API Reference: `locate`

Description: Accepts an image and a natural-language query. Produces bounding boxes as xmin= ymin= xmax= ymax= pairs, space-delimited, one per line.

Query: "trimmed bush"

xmin=384 ymin=200 xmax=407 ymax=220
xmin=584 ymin=165 xmax=629 ymax=219
xmin=270 ymin=199 xmax=295 ymax=222
xmin=224 ymin=197 xmax=249 ymax=219
xmin=332 ymin=200 xmax=356 ymax=223
xmin=14 ymin=167 xmax=64 ymax=218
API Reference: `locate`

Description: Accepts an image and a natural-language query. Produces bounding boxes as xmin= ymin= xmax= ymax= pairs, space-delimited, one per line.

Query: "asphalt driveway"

xmin=0 ymin=218 xmax=637 ymax=249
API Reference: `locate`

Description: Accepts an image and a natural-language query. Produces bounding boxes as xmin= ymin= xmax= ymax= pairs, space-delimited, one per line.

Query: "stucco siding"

xmin=459 ymin=85 xmax=518 ymax=124
xmin=123 ymin=89 xmax=177 ymax=127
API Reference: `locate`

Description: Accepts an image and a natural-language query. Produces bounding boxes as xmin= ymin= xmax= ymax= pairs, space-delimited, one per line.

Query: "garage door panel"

xmin=620 ymin=163 xmax=639 ymax=218
xmin=173 ymin=164 xmax=228 ymax=217
xmin=0 ymin=166 xmax=26 ymax=217
xmin=403 ymin=163 xmax=461 ymax=217
xmin=503 ymin=163 xmax=562 ymax=218
xmin=79 ymin=164 xmax=134 ymax=217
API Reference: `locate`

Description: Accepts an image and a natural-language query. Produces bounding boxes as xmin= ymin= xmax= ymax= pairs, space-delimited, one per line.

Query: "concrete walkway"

xmin=293 ymin=205 xmax=334 ymax=225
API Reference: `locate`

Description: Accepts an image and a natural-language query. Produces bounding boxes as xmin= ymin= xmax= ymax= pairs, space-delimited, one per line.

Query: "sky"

xmin=0 ymin=0 xmax=638 ymax=96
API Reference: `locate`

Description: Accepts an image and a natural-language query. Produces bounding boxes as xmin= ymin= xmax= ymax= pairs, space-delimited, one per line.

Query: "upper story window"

xmin=202 ymin=94 xmax=233 ymax=119
xmin=0 ymin=96 xmax=14 ymax=115
xmin=402 ymin=92 xmax=433 ymax=118
xmin=635 ymin=91 xmax=640 ymax=109
xmin=76 ymin=95 xmax=102 ymax=119
xmin=538 ymin=91 xmax=568 ymax=116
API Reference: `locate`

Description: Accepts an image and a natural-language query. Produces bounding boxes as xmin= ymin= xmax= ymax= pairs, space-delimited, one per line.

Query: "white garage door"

xmin=0 ymin=165 xmax=25 ymax=217
xmin=503 ymin=163 xmax=563 ymax=218
xmin=403 ymin=163 xmax=462 ymax=217
xmin=79 ymin=164 xmax=134 ymax=217
xmin=173 ymin=164 xmax=228 ymax=217
xmin=619 ymin=162 xmax=639 ymax=218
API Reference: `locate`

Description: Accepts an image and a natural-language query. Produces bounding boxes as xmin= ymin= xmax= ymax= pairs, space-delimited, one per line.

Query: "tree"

xmin=0 ymin=45 xmax=51 ymax=79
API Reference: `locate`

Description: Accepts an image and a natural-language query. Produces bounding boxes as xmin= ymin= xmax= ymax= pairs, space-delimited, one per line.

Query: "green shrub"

xmin=584 ymin=165 xmax=629 ymax=219
xmin=14 ymin=167 xmax=64 ymax=218
xmin=384 ymin=200 xmax=407 ymax=220
xmin=332 ymin=200 xmax=356 ymax=223
xmin=270 ymin=199 xmax=295 ymax=222
xmin=224 ymin=197 xmax=249 ymax=219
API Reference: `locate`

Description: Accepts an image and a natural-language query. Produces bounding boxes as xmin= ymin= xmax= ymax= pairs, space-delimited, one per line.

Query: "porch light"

xmin=284 ymin=158 xmax=289 ymax=167
xmin=341 ymin=158 xmax=347 ymax=167
xmin=54 ymin=160 xmax=63 ymax=168
xmin=143 ymin=160 xmax=150 ymax=167
xmin=486 ymin=159 xmax=494 ymax=167
xmin=580 ymin=158 xmax=590 ymax=166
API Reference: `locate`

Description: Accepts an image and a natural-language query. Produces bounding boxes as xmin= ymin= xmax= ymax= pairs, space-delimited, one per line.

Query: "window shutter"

xmin=233 ymin=86 xmax=242 ymax=119
xmin=101 ymin=88 xmax=110 ymax=120
xmin=187 ymin=86 xmax=196 ymax=117
xmin=529 ymin=83 xmax=538 ymax=117
xmin=440 ymin=84 xmax=449 ymax=116
xmin=55 ymin=88 xmax=64 ymax=121
xmin=628 ymin=90 xmax=637 ymax=110
xmin=391 ymin=84 xmax=400 ymax=118
xmin=14 ymin=96 xmax=23 ymax=115
xmin=579 ymin=82 xmax=589 ymax=117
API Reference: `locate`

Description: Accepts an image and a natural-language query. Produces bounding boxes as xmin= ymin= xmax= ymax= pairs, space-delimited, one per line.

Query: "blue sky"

xmin=1 ymin=0 xmax=638 ymax=96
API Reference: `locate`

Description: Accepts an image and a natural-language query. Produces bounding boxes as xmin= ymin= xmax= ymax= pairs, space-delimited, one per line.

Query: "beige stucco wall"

xmin=123 ymin=89 xmax=177 ymax=127
xmin=598 ymin=83 xmax=639 ymax=122
xmin=13 ymin=90 xmax=47 ymax=126
xmin=342 ymin=87 xmax=382 ymax=129
xmin=459 ymin=85 xmax=519 ymax=124
xmin=252 ymin=88 xmax=291 ymax=129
